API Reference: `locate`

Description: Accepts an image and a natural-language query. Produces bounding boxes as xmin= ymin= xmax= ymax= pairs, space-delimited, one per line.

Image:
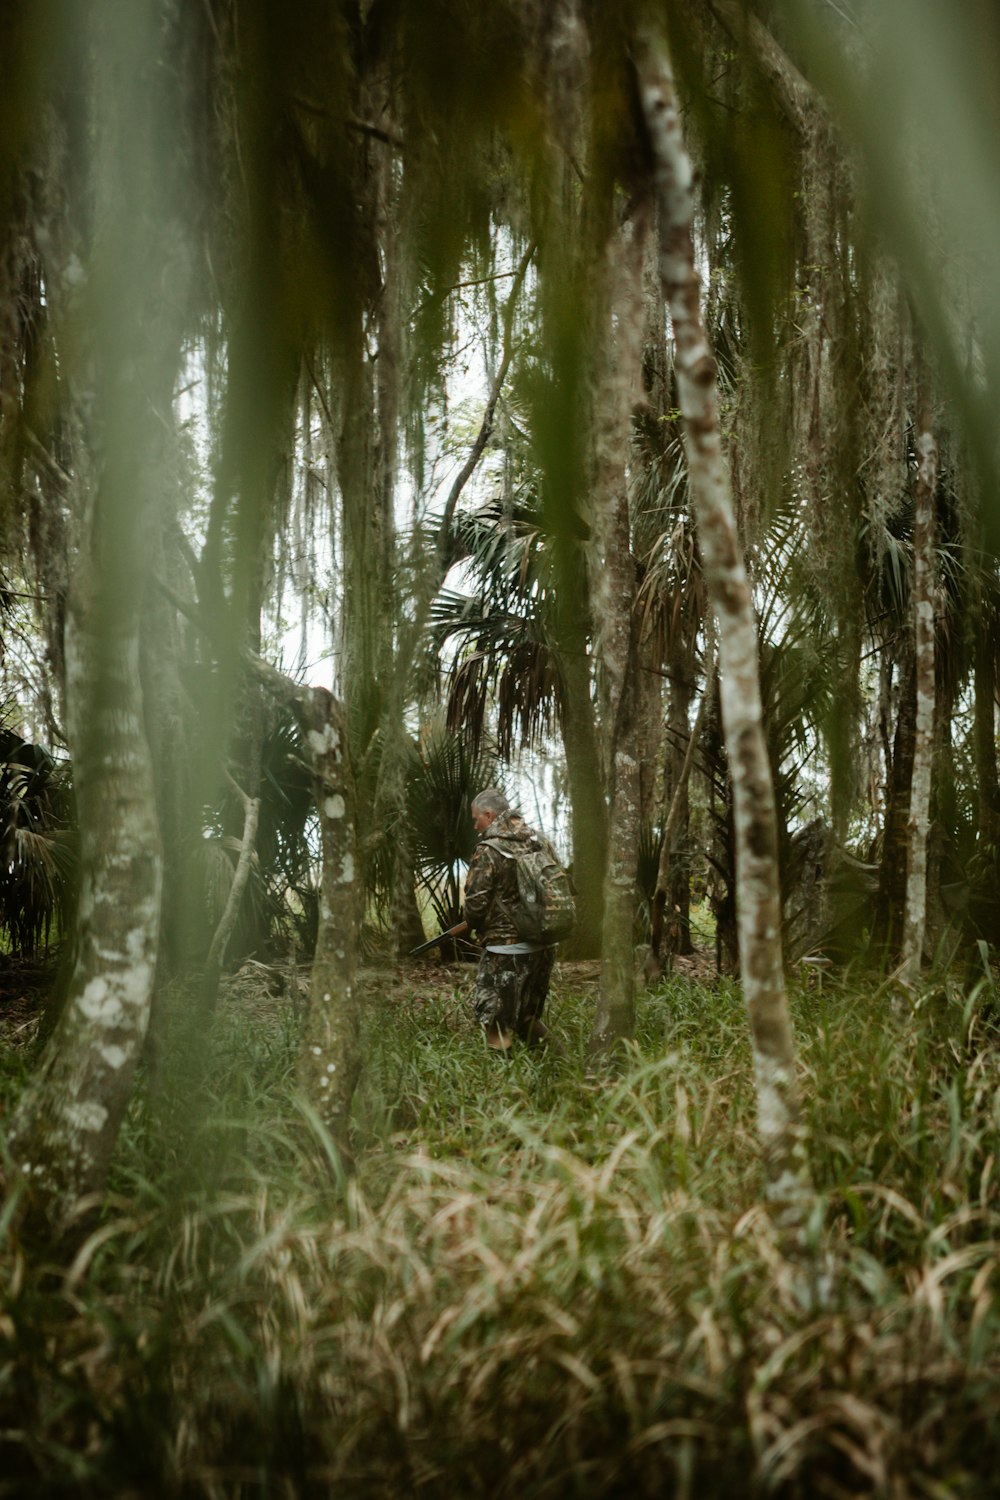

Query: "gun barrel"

xmin=408 ymin=920 xmax=470 ymax=957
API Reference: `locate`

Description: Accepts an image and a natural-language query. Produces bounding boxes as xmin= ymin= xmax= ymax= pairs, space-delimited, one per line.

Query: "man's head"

xmin=471 ymin=787 xmax=509 ymax=834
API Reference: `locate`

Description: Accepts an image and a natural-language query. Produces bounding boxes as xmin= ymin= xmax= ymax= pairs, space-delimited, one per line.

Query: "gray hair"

xmin=471 ymin=787 xmax=510 ymax=817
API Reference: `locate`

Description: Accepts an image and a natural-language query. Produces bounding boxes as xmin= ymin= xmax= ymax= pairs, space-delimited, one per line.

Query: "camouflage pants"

xmin=473 ymin=947 xmax=556 ymax=1039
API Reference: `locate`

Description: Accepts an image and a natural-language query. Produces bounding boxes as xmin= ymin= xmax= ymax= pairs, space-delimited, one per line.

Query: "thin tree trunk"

xmin=589 ymin=207 xmax=649 ymax=1054
xmin=646 ymin=663 xmax=713 ymax=982
xmin=874 ymin=643 xmax=916 ymax=958
xmin=925 ymin=688 xmax=953 ymax=957
xmin=295 ymin=687 xmax=360 ymax=1158
xmin=901 ymin=373 xmax=937 ymax=983
xmin=245 ymin=655 xmax=361 ymax=1153
xmin=143 ymin=506 xmax=200 ymax=991
xmin=973 ymin=606 xmax=1000 ymax=845
xmin=635 ymin=30 xmax=810 ymax=1220
xmin=436 ymin=241 xmax=536 ymax=567
xmin=664 ymin=649 xmax=698 ymax=957
xmin=200 ymin=772 xmax=261 ymax=1012
xmin=559 ymin=646 xmax=608 ymax=957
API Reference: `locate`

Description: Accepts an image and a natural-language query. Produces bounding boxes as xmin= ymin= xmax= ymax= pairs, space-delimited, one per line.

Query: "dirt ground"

xmin=0 ymin=957 xmax=52 ymax=1050
xmin=0 ymin=943 xmax=722 ymax=1052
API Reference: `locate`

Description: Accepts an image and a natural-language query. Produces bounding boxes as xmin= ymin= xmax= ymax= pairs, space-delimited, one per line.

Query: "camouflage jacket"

xmin=464 ymin=810 xmax=535 ymax=945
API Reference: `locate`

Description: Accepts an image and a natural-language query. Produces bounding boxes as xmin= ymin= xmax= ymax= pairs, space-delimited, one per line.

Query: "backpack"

xmin=484 ymin=831 xmax=576 ymax=946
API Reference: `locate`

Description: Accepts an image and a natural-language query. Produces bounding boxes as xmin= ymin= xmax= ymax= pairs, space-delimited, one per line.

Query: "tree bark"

xmin=901 ymin=373 xmax=937 ymax=983
xmin=874 ymin=643 xmax=916 ymax=958
xmin=200 ymin=772 xmax=261 ymax=1012
xmin=635 ymin=30 xmax=810 ymax=1219
xmin=973 ymin=604 xmax=1000 ymax=847
xmin=6 ymin=1 xmax=190 ymax=1236
xmin=295 ymin=688 xmax=361 ymax=1158
xmin=971 ymin=596 xmax=1000 ymax=940
xmin=559 ymin=645 xmax=608 ymax=957
xmin=588 ymin=207 xmax=650 ymax=1054
xmin=646 ymin=664 xmax=713 ymax=981
xmin=8 ymin=621 xmax=163 ymax=1234
xmin=142 ymin=508 xmax=200 ymax=989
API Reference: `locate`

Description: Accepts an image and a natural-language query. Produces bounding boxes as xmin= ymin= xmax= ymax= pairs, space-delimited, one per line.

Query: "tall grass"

xmin=2 ymin=964 xmax=1000 ymax=1496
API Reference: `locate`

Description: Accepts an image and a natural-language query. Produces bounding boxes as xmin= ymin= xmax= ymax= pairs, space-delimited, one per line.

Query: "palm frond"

xmin=404 ymin=720 xmax=500 ymax=930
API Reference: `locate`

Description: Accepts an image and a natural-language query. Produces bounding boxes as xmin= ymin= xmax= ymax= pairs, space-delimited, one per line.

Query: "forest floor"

xmin=0 ymin=955 xmax=52 ymax=1051
xmin=3 ymin=946 xmax=1000 ymax=1497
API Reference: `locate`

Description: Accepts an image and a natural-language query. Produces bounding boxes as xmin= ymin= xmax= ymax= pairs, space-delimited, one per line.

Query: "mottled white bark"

xmin=901 ymin=378 xmax=937 ymax=984
xmin=296 ymin=689 xmax=360 ymax=1155
xmin=589 ymin=208 xmax=650 ymax=1053
xmin=7 ymin=3 xmax=189 ymax=1234
xmin=646 ymin=664 xmax=714 ymax=982
xmin=9 ymin=624 xmax=163 ymax=1231
xmin=635 ymin=31 xmax=810 ymax=1216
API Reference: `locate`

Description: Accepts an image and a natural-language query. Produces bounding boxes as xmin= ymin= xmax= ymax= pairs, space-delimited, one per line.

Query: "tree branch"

xmin=704 ymin=0 xmax=820 ymax=136
xmin=436 ymin=240 xmax=537 ymax=570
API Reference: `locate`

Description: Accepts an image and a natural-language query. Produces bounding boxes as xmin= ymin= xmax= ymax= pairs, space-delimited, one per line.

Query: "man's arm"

xmin=463 ymin=843 xmax=500 ymax=932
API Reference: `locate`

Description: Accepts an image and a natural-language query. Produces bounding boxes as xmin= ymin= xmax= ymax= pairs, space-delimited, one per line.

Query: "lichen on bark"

xmin=635 ymin=26 xmax=812 ymax=1222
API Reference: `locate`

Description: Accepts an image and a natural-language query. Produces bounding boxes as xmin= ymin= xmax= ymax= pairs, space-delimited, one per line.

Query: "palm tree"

xmin=636 ymin=26 xmax=811 ymax=1219
xmin=433 ymin=495 xmax=607 ymax=956
xmin=404 ymin=719 xmax=501 ymax=940
xmin=0 ymin=726 xmax=75 ymax=957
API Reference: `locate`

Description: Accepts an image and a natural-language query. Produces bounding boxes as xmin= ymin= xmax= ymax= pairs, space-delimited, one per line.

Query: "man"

xmin=463 ymin=787 xmax=559 ymax=1051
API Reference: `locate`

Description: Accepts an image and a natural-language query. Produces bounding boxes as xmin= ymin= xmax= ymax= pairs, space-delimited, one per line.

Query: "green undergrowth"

xmin=2 ymin=966 xmax=1000 ymax=1497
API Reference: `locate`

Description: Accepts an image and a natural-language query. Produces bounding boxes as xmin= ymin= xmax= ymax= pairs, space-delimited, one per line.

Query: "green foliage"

xmin=0 ymin=727 xmax=75 ymax=957
xmin=433 ymin=497 xmax=567 ymax=763
xmin=403 ymin=720 xmax=501 ymax=932
xmin=776 ymin=0 xmax=1000 ymax=543
xmin=204 ymin=703 xmax=319 ymax=963
xmin=4 ymin=969 xmax=1000 ymax=1496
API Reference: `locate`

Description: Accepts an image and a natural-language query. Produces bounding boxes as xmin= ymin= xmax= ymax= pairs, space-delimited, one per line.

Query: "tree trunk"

xmin=901 ymin=374 xmax=937 ymax=983
xmin=664 ymin=656 xmax=697 ymax=956
xmin=559 ymin=645 xmax=607 ymax=957
xmin=295 ymin=687 xmax=361 ymax=1159
xmin=971 ymin=599 xmax=1000 ymax=941
xmin=9 ymin=621 xmax=163 ymax=1234
xmin=142 ymin=508 xmax=200 ymax=989
xmin=7 ymin=1 xmax=190 ymax=1236
xmin=200 ymin=773 xmax=261 ymax=1012
xmin=646 ymin=666 xmax=712 ymax=982
xmin=874 ymin=644 xmax=916 ymax=960
xmin=974 ymin=608 xmax=1000 ymax=846
xmin=635 ymin=30 xmax=810 ymax=1220
xmin=588 ymin=208 xmax=649 ymax=1053
xmin=925 ymin=689 xmax=954 ymax=957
